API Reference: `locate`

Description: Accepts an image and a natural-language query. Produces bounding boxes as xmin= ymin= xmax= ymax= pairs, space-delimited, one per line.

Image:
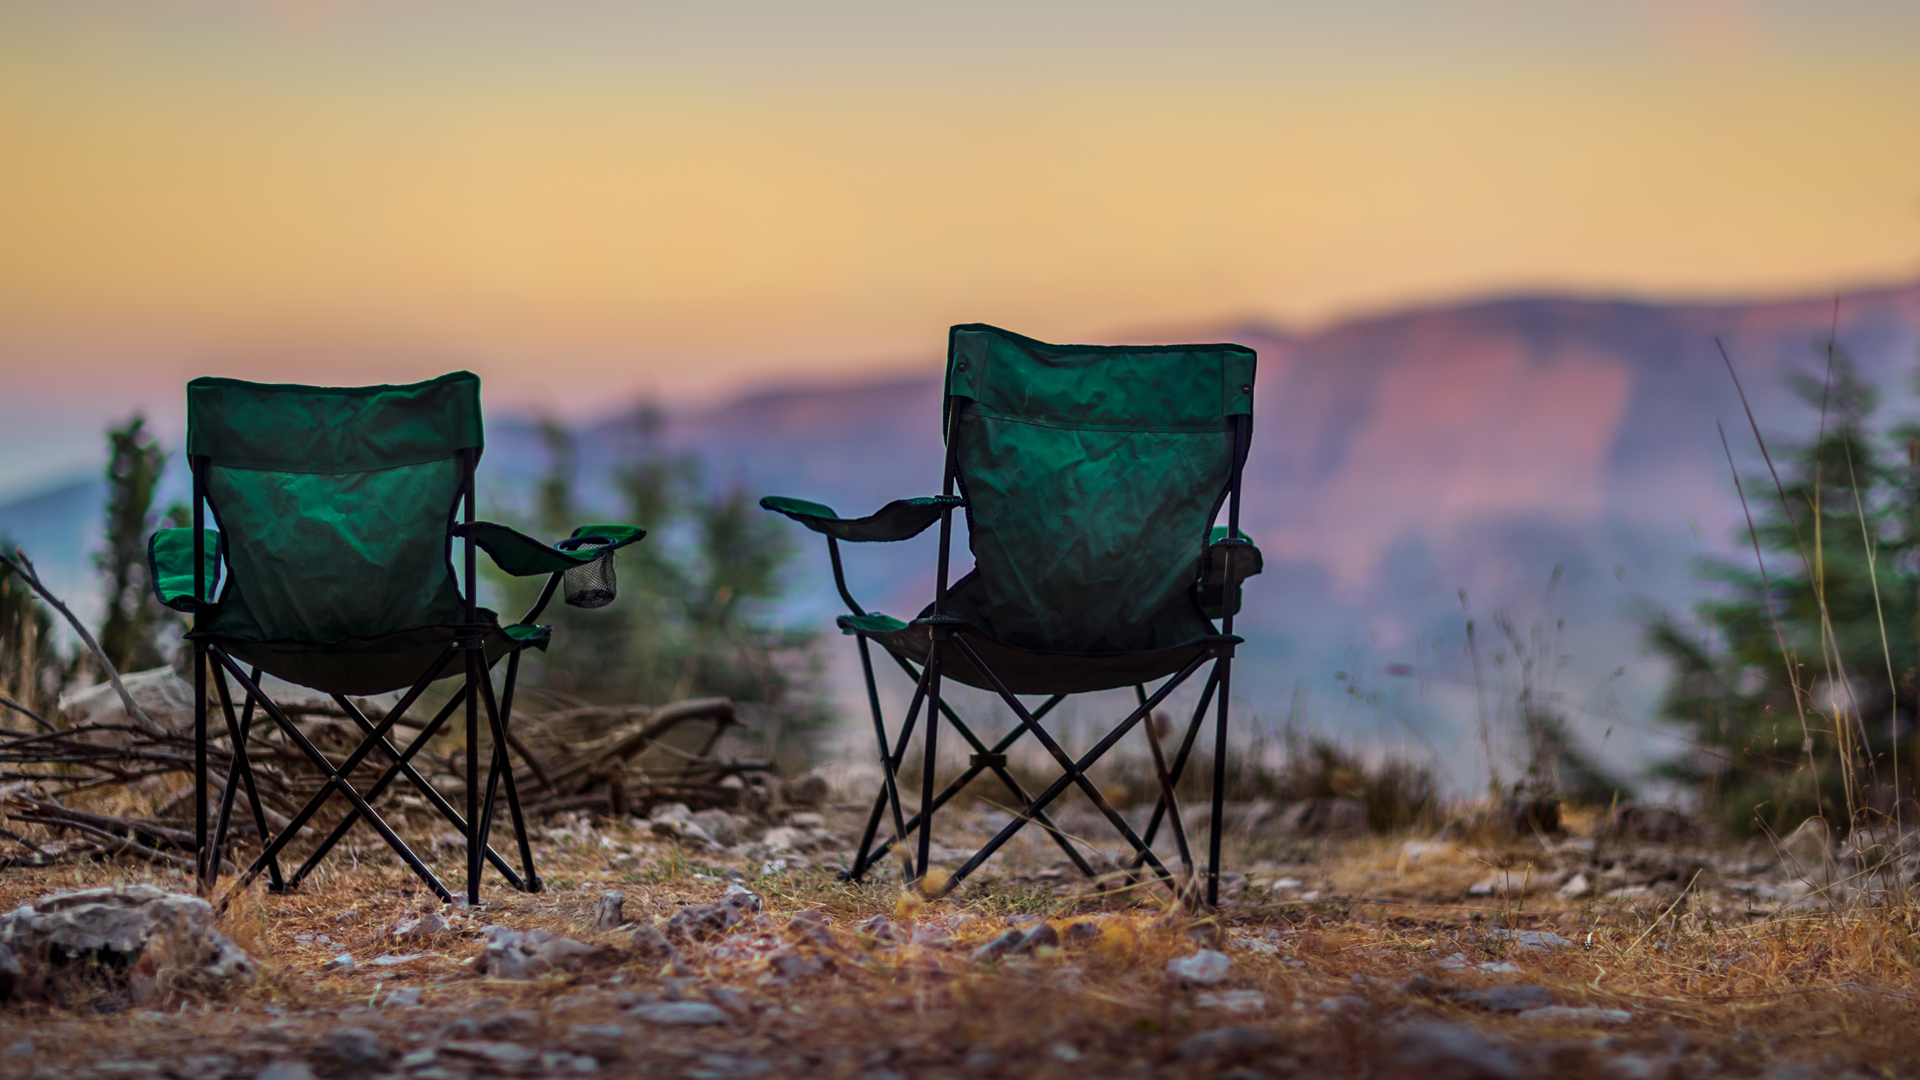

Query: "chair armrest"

xmin=1197 ymin=526 xmax=1263 ymax=619
xmin=147 ymin=528 xmax=223 ymax=612
xmin=759 ymin=495 xmax=964 ymax=543
xmin=453 ymin=522 xmax=646 ymax=577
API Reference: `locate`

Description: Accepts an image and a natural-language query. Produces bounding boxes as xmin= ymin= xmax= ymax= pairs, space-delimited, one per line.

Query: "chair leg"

xmin=921 ymin=693 xmax=1094 ymax=878
xmin=477 ymin=656 xmax=540 ymax=892
xmin=917 ymin=638 xmax=947 ymax=884
xmin=291 ymin=691 xmax=464 ymax=886
xmin=465 ymin=649 xmax=481 ymax=906
xmin=1138 ymin=684 xmax=1194 ymax=876
xmin=932 ymin=642 xmax=1209 ymax=896
xmin=209 ymin=663 xmax=283 ymax=891
xmin=950 ymin=636 xmax=1179 ymax=885
xmin=194 ymin=641 xmax=209 ymax=890
xmin=1133 ymin=667 xmax=1219 ymax=862
xmin=1209 ymin=650 xmax=1235 ymax=908
xmin=847 ymin=676 xmax=925 ymax=881
xmin=323 ymin=693 xmax=527 ymax=891
xmin=215 ymin=653 xmax=453 ymax=904
xmin=860 ymin=638 xmax=911 ymax=861
xmin=874 ymin=650 xmax=1090 ymax=874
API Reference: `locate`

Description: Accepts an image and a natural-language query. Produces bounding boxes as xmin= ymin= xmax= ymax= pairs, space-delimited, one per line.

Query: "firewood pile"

xmin=0 ymin=546 xmax=786 ymax=874
xmin=0 ymin=688 xmax=775 ymax=872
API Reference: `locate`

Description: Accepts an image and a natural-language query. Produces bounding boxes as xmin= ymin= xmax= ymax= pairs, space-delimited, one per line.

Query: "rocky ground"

xmin=0 ymin=794 xmax=1915 ymax=1080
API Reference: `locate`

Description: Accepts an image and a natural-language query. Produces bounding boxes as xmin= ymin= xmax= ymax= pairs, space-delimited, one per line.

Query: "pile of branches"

xmin=0 ymin=546 xmax=775 ymax=873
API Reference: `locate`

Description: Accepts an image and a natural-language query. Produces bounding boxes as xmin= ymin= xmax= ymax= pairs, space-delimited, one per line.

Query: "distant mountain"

xmin=7 ymin=282 xmax=1919 ymax=788
xmin=552 ymin=282 xmax=1920 ymax=788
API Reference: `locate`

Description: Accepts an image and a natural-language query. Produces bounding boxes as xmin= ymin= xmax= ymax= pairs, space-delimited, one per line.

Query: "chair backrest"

xmin=188 ymin=371 xmax=483 ymax=645
xmin=942 ymin=324 xmax=1254 ymax=655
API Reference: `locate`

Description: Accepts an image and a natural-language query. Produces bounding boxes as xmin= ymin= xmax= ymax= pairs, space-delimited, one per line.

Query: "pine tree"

xmin=1650 ymin=349 xmax=1920 ymax=835
xmin=96 ymin=415 xmax=183 ymax=674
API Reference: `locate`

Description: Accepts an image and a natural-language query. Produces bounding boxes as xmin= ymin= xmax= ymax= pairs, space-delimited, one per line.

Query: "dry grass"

xmin=0 ymin=799 xmax=1916 ymax=1079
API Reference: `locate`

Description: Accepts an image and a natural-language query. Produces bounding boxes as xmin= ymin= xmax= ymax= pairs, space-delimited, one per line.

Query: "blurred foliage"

xmin=0 ymin=546 xmax=72 ymax=727
xmin=1651 ymin=347 xmax=1920 ymax=835
xmin=96 ymin=415 xmax=185 ymax=675
xmin=486 ymin=408 xmax=827 ymax=764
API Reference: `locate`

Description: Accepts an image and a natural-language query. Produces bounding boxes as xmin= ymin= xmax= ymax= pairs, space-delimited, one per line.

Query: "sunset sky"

xmin=1 ymin=0 xmax=1918 ymax=495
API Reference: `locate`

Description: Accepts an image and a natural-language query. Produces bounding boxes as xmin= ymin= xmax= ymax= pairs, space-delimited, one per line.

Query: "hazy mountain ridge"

xmin=8 ymin=281 xmax=1920 ymax=786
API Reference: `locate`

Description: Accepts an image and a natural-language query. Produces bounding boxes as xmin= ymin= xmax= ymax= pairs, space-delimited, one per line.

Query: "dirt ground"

xmin=0 ymin=796 xmax=1915 ymax=1080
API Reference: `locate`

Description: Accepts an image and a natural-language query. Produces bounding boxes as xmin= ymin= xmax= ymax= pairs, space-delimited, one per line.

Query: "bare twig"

xmin=0 ymin=693 xmax=56 ymax=733
xmin=0 ymin=547 xmax=164 ymax=737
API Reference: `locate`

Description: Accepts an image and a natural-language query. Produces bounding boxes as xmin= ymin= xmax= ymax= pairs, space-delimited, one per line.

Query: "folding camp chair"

xmin=761 ymin=324 xmax=1261 ymax=905
xmin=148 ymin=371 xmax=645 ymax=905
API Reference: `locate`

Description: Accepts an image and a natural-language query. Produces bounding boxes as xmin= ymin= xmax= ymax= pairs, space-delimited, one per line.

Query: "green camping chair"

xmin=762 ymin=324 xmax=1260 ymax=905
xmin=149 ymin=371 xmax=644 ymax=904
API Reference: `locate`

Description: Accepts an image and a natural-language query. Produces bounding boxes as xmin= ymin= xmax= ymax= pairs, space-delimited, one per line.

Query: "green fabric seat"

xmin=158 ymin=370 xmax=645 ymax=906
xmin=763 ymin=323 xmax=1260 ymax=906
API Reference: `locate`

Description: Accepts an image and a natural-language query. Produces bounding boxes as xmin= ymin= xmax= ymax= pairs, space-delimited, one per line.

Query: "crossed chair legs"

xmin=196 ymin=644 xmax=543 ymax=906
xmin=845 ymin=632 xmax=1234 ymax=905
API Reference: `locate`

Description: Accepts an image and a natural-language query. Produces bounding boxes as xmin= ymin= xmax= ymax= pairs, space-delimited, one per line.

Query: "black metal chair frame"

xmin=835 ymin=407 xmax=1249 ymax=907
xmin=190 ymin=449 xmax=569 ymax=906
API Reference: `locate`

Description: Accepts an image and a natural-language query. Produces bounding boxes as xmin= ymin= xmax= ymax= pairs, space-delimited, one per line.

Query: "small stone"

xmin=687 ymin=1052 xmax=772 ymax=1079
xmin=858 ymin=914 xmax=909 ymax=943
xmin=314 ymin=1026 xmax=390 ymax=1074
xmin=1558 ymin=873 xmax=1593 ymax=899
xmin=478 ymin=1009 xmax=540 ymax=1037
xmin=1168 ymin=949 xmax=1233 ymax=986
xmin=254 ymin=1064 xmax=316 ymax=1080
xmin=631 ymin=921 xmax=680 ymax=959
xmin=1198 ymin=989 xmax=1264 ymax=1015
xmin=592 ymin=891 xmax=627 ymax=930
xmin=2 ymin=1038 xmax=32 ymax=1061
xmin=629 ymin=1001 xmax=730 ymax=1026
xmin=477 ymin=925 xmax=604 ymax=979
xmin=1175 ymin=1026 xmax=1278 ymax=1062
xmin=767 ymin=948 xmax=825 ymax=980
xmin=367 ymin=953 xmax=423 ymax=966
xmin=392 ymin=910 xmax=449 ymax=939
xmin=1517 ymin=1006 xmax=1633 ymax=1025
xmin=787 ymin=909 xmax=836 ymax=949
xmin=691 ymin=809 xmax=746 ymax=847
xmin=383 ymin=986 xmax=423 ymax=1007
xmin=1488 ymin=929 xmax=1574 ymax=951
xmin=544 ymin=1051 xmax=602 ymax=1075
xmin=909 ymin=925 xmax=953 ymax=949
xmin=568 ymin=1023 xmax=628 ymax=1061
xmin=1063 ymin=921 xmax=1101 ymax=942
xmin=1381 ymin=1020 xmax=1523 ymax=1080
xmin=708 ymin=985 xmax=754 ymax=1017
xmin=1013 ymin=922 xmax=1059 ymax=954
xmin=1453 ymin=984 xmax=1557 ymax=1013
xmin=1604 ymin=1054 xmax=1682 ymax=1080
xmin=963 ymin=1047 xmax=1001 ymax=1072
xmin=442 ymin=1040 xmax=542 ymax=1071
xmin=971 ymin=928 xmax=1027 ymax=962
xmin=1316 ymin=994 xmax=1368 ymax=1015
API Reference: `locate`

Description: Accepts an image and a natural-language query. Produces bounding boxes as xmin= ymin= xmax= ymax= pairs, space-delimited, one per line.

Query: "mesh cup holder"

xmin=558 ymin=537 xmax=617 ymax=609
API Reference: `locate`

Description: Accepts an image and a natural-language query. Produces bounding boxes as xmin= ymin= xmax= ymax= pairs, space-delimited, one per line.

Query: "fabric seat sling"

xmin=761 ymin=324 xmax=1261 ymax=904
xmin=151 ymin=371 xmax=644 ymax=905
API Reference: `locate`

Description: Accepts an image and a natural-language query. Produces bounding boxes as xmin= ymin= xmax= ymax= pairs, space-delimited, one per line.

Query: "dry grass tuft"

xmin=0 ymin=798 xmax=1915 ymax=1078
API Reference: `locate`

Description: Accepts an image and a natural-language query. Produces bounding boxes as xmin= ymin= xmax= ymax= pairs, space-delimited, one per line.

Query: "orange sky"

xmin=0 ymin=1 xmax=1917 ymax=476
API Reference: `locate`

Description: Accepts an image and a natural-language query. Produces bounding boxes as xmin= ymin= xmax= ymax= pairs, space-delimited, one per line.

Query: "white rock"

xmin=629 ymin=1001 xmax=730 ymax=1026
xmin=1194 ymin=989 xmax=1266 ymax=1014
xmin=1557 ymin=873 xmax=1593 ymax=899
xmin=1167 ymin=949 xmax=1232 ymax=986
xmin=1516 ymin=1006 xmax=1632 ymax=1025
xmin=392 ymin=911 xmax=449 ymax=939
